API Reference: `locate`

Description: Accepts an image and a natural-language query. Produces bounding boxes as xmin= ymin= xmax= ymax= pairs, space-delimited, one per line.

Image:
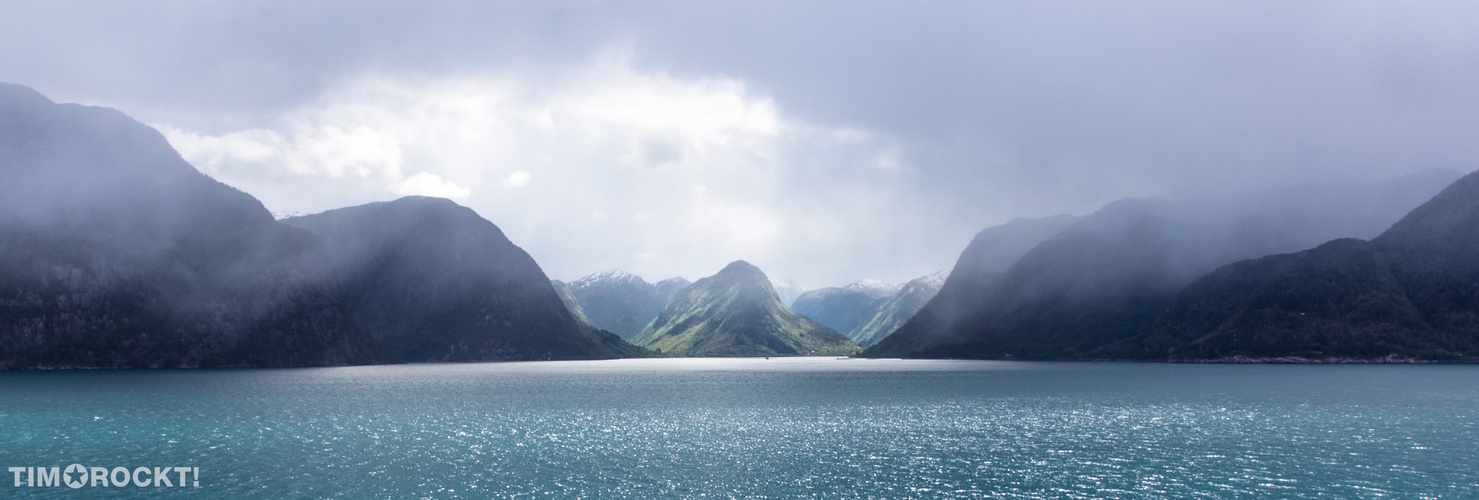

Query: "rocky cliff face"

xmin=0 ymin=83 xmax=389 ymax=368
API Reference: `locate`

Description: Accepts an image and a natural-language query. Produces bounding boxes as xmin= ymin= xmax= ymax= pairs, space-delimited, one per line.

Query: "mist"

xmin=3 ymin=1 xmax=1478 ymax=287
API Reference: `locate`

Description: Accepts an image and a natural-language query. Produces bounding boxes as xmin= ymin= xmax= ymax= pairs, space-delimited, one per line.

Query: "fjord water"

xmin=1 ymin=359 xmax=1475 ymax=498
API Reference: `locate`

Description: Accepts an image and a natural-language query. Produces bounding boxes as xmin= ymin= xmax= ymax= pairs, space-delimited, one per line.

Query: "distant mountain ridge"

xmin=635 ymin=261 xmax=861 ymax=357
xmin=562 ymin=270 xmax=689 ymax=340
xmin=5 ymin=81 xmax=1471 ymax=366
xmin=843 ymin=280 xmax=899 ymax=299
xmin=791 ymin=287 xmax=885 ymax=340
xmin=851 ymin=271 xmax=949 ymax=347
xmin=771 ymin=278 xmax=807 ymax=306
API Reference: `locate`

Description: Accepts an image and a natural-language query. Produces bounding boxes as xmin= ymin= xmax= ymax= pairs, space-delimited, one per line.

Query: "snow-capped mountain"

xmin=851 ymin=271 xmax=950 ymax=347
xmin=565 ymin=270 xmax=688 ymax=340
xmin=842 ymin=279 xmax=899 ymax=299
xmin=571 ymin=269 xmax=649 ymax=289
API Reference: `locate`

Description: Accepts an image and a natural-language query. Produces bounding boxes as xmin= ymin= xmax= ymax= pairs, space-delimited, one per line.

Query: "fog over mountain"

xmin=0 ymin=83 xmax=388 ymax=368
xmin=850 ymin=271 xmax=948 ymax=348
xmin=283 ymin=197 xmax=646 ymax=362
xmin=789 ymin=273 xmax=948 ymax=348
xmin=866 ymin=171 xmax=1463 ymax=359
xmin=770 ymin=278 xmax=807 ymax=307
xmin=1118 ymin=170 xmax=1479 ymax=361
xmin=4 ymin=2 xmax=1476 ymax=286
xmin=791 ymin=288 xmax=883 ymax=340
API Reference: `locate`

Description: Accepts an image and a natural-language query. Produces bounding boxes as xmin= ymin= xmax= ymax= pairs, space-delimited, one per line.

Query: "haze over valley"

xmin=4 ymin=2 xmax=1479 ymax=364
xmin=2 ymin=82 xmax=1476 ymax=364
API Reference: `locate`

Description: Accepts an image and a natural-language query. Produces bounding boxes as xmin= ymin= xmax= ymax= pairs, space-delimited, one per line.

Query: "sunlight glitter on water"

xmin=0 ymin=358 xmax=1475 ymax=498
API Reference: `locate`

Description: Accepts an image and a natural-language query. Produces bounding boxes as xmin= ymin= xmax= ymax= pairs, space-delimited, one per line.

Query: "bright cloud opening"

xmin=155 ymin=48 xmax=920 ymax=285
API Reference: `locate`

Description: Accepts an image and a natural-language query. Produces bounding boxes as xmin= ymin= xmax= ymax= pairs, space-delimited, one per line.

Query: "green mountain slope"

xmin=550 ymin=280 xmax=591 ymax=325
xmin=284 ymin=197 xmax=648 ymax=362
xmin=851 ymin=271 xmax=948 ymax=347
xmin=634 ymin=261 xmax=861 ymax=357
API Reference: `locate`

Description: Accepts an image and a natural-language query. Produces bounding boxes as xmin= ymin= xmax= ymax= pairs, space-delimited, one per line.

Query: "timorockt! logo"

xmin=8 ymin=465 xmax=198 ymax=488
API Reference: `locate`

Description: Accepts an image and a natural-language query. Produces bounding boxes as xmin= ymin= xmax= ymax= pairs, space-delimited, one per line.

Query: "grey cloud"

xmin=3 ymin=1 xmax=1477 ymax=285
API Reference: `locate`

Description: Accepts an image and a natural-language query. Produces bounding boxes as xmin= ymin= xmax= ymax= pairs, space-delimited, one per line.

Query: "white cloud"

xmin=393 ymin=172 xmax=471 ymax=199
xmin=503 ymin=170 xmax=531 ymax=188
xmin=155 ymin=48 xmax=935 ymax=285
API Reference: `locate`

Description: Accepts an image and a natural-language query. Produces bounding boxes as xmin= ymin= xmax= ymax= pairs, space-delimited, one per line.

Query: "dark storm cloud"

xmin=1 ymin=1 xmax=1476 ymax=286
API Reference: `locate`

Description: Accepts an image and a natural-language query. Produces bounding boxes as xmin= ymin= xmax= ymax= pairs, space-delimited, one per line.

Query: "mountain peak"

xmin=0 ymin=82 xmax=54 ymax=108
xmin=849 ymin=271 xmax=952 ymax=348
xmin=1376 ymin=169 xmax=1479 ymax=253
xmin=634 ymin=261 xmax=860 ymax=357
xmin=843 ymin=279 xmax=898 ymax=299
xmin=717 ymin=260 xmax=766 ymax=278
xmin=655 ymin=277 xmax=692 ymax=298
xmin=572 ymin=269 xmax=649 ymax=289
xmin=564 ymin=270 xmax=666 ymax=340
xmin=388 ymin=195 xmax=462 ymax=208
xmin=905 ymin=271 xmax=950 ymax=291
xmin=284 ymin=197 xmax=644 ymax=361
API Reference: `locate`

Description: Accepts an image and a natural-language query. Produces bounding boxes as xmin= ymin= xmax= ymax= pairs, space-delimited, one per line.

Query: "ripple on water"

xmin=0 ymin=358 xmax=1475 ymax=498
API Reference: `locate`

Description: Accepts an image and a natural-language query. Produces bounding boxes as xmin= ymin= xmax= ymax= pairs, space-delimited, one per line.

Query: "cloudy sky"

xmin=2 ymin=1 xmax=1477 ymax=287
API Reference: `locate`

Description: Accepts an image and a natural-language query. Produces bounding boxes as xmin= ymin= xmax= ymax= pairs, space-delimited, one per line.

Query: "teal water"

xmin=0 ymin=358 xmax=1475 ymax=498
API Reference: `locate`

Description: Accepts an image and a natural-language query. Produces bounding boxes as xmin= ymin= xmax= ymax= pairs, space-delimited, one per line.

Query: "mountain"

xmin=791 ymin=287 xmax=886 ymax=339
xmin=564 ymin=270 xmax=672 ymax=340
xmin=865 ymin=171 xmax=1463 ymax=360
xmin=951 ymin=215 xmax=1083 ymax=278
xmin=771 ymin=278 xmax=807 ymax=306
xmin=858 ymin=214 xmax=1087 ymax=358
xmin=655 ymin=277 xmax=692 ymax=303
xmin=633 ymin=261 xmax=861 ymax=357
xmin=550 ymin=280 xmax=590 ymax=325
xmin=850 ymin=271 xmax=949 ymax=347
xmin=283 ymin=197 xmax=646 ymax=362
xmin=1120 ymin=170 xmax=1479 ymax=361
xmin=0 ymin=82 xmax=390 ymax=368
xmin=843 ymin=280 xmax=899 ymax=299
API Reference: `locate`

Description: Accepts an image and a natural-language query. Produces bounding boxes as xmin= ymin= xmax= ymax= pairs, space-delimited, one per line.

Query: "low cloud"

xmin=156 ymin=49 xmax=937 ymax=286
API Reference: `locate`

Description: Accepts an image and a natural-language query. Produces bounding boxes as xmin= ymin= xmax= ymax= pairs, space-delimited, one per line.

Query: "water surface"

xmin=1 ymin=358 xmax=1475 ymax=498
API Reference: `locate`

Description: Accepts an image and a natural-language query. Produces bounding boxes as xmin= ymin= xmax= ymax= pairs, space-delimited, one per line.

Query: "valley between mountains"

xmin=4 ymin=82 xmax=1477 ymax=367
